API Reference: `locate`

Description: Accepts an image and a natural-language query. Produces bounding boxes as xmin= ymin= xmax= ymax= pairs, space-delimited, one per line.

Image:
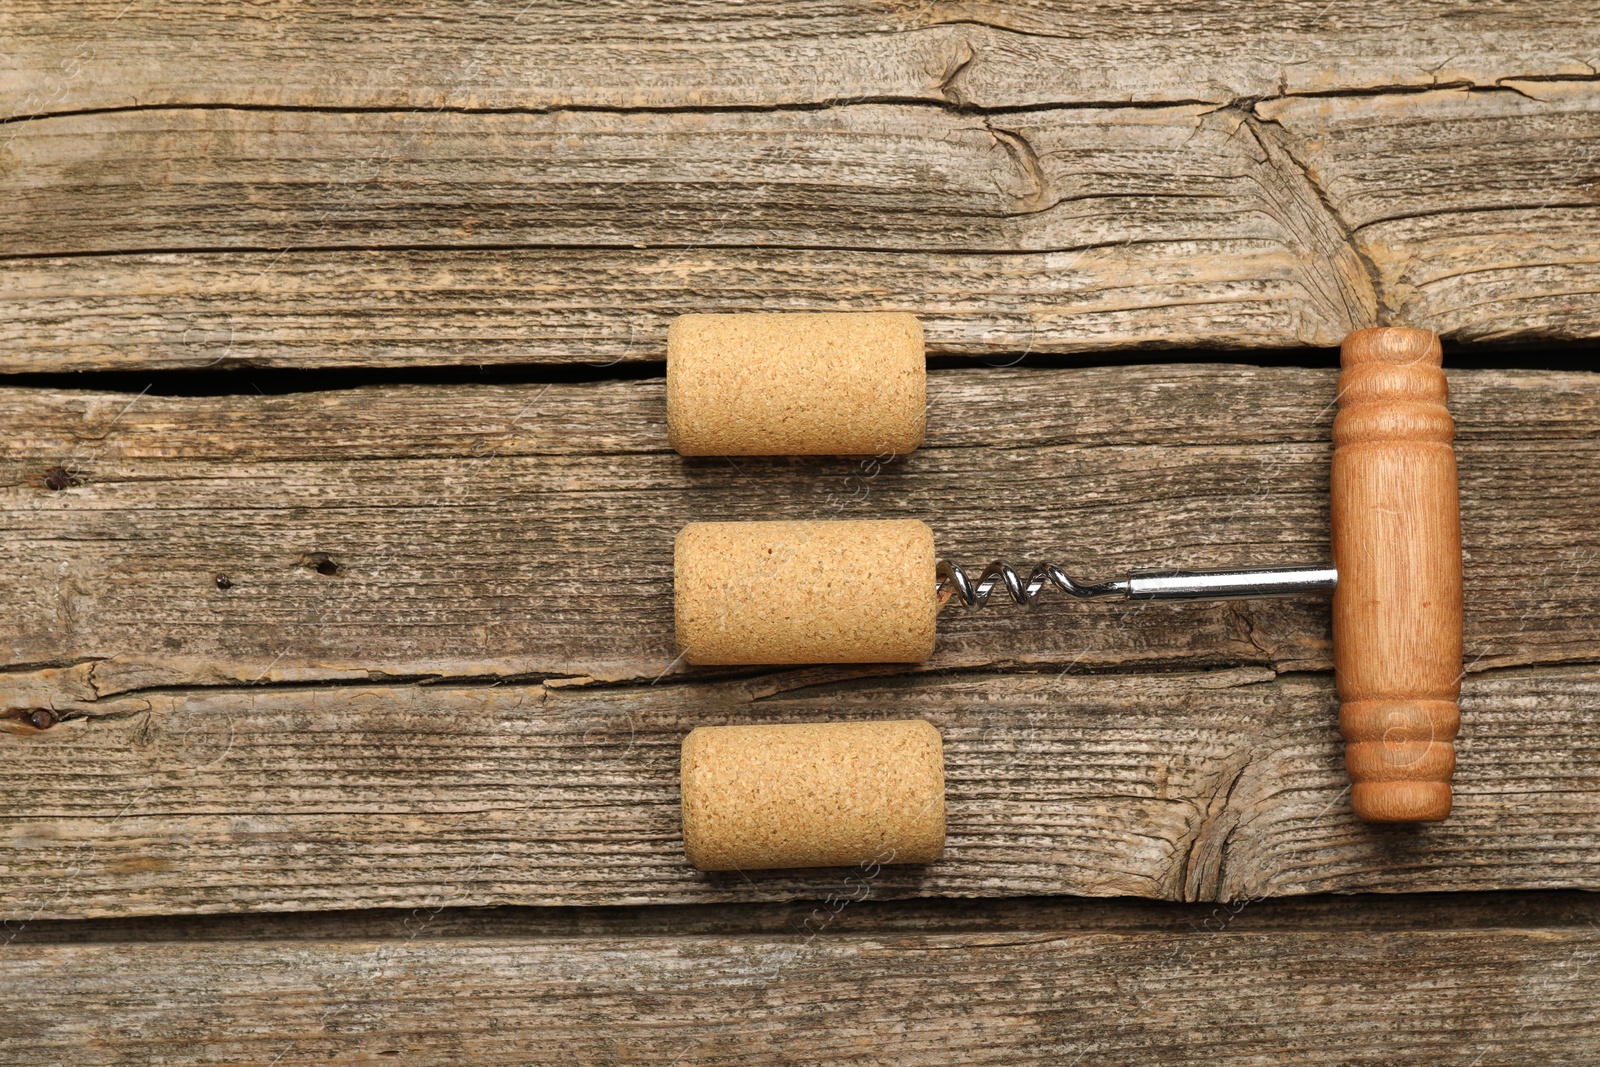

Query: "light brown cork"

xmin=674 ymin=519 xmax=938 ymax=665
xmin=681 ymin=719 xmax=946 ymax=871
xmin=666 ymin=312 xmax=925 ymax=456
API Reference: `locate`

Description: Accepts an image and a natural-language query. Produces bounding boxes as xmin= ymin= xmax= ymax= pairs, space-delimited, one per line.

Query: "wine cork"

xmin=674 ymin=519 xmax=937 ymax=665
xmin=681 ymin=719 xmax=946 ymax=871
xmin=667 ymin=312 xmax=925 ymax=456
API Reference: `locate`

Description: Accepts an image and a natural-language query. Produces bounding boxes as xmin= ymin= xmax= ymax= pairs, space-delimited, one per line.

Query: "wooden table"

xmin=3 ymin=3 xmax=1598 ymax=1062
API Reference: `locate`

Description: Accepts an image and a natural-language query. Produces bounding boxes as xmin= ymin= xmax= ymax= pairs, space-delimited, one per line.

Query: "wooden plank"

xmin=4 ymin=0 xmax=1596 ymax=113
xmin=1260 ymin=84 xmax=1600 ymax=345
xmin=3 ymin=365 xmax=1595 ymax=693
xmin=2 ymin=104 xmax=1370 ymax=266
xmin=1 ymin=101 xmax=1373 ymax=370
xmin=3 ymin=87 xmax=1597 ymax=370
xmin=4 ymin=898 xmax=1598 ymax=1064
xmin=3 ymin=664 xmax=1598 ymax=917
xmin=0 ymin=243 xmax=1356 ymax=372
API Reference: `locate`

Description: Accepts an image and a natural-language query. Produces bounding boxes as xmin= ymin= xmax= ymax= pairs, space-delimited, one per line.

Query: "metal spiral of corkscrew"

xmin=936 ymin=559 xmax=1126 ymax=607
xmin=936 ymin=558 xmax=1339 ymax=608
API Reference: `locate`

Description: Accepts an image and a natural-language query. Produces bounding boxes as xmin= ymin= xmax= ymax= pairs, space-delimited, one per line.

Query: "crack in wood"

xmin=1239 ymin=110 xmax=1384 ymax=330
xmin=980 ymin=118 xmax=1054 ymax=213
xmin=2 ymin=74 xmax=1597 ymax=129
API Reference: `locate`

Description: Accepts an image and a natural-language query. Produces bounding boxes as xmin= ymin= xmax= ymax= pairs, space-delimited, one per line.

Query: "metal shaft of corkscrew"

xmin=936 ymin=560 xmax=1337 ymax=608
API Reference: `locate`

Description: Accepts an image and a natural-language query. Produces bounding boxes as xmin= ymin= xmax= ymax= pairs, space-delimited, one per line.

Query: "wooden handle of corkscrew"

xmin=1332 ymin=328 xmax=1463 ymax=822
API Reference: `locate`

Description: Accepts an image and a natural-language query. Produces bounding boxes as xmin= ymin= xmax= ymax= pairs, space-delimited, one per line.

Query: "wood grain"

xmin=2 ymin=82 xmax=1596 ymax=370
xmin=1332 ymin=329 xmax=1461 ymax=822
xmin=5 ymin=0 xmax=1596 ymax=112
xmin=4 ymin=899 xmax=1597 ymax=1064
xmin=3 ymin=664 xmax=1598 ymax=918
xmin=2 ymin=366 xmax=1595 ymax=695
xmin=3 ymin=4 xmax=1596 ymax=1051
xmin=0 ymin=100 xmax=1373 ymax=370
xmin=1258 ymin=84 xmax=1600 ymax=346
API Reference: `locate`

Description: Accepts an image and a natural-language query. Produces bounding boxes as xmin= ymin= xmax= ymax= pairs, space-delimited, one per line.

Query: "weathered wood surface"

xmin=6 ymin=364 xmax=1595 ymax=916
xmin=4 ymin=664 xmax=1598 ymax=918
xmin=4 ymin=4 xmax=1597 ymax=1057
xmin=3 ymin=6 xmax=1598 ymax=369
xmin=3 ymin=365 xmax=1595 ymax=694
xmin=7 ymin=1 xmax=1597 ymax=113
xmin=5 ymin=893 xmax=1598 ymax=1065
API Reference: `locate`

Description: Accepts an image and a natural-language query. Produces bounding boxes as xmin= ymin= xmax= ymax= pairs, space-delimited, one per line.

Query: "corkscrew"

xmin=670 ymin=325 xmax=1464 ymax=825
xmin=935 ymin=559 xmax=1338 ymax=608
